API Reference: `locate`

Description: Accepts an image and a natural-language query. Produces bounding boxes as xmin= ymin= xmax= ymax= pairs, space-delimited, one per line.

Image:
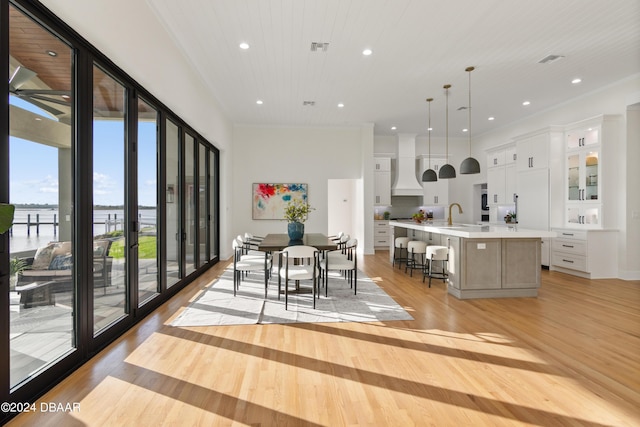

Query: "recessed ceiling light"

xmin=522 ymin=101 xmax=531 ymax=106
xmin=337 ymin=103 xmax=344 ymax=108
xmin=362 ymin=48 xmax=373 ymax=56
xmin=239 ymin=42 xmax=249 ymax=50
xmin=462 ymin=128 xmax=468 ymax=132
xmin=488 ymin=117 xmax=495 ymax=121
xmin=572 ymin=78 xmax=582 ymax=84
xmin=428 ymin=127 xmax=433 ymax=131
xmin=391 ymin=126 xmax=396 ymax=130
xmin=256 ymin=100 xmax=263 ymax=105
xmin=46 ymin=50 xmax=57 ymax=57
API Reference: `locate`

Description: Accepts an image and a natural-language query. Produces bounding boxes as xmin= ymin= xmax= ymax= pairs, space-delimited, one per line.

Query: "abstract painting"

xmin=252 ymin=183 xmax=308 ymax=220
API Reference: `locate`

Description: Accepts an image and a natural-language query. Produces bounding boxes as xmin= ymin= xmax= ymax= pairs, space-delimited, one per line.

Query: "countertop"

xmin=388 ymin=220 xmax=557 ymax=239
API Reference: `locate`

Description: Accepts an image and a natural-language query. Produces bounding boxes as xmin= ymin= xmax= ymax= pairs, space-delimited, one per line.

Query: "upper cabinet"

xmin=563 ymin=115 xmax=620 ymax=229
xmin=486 ymin=144 xmax=516 ymax=205
xmin=420 ymin=156 xmax=448 ymax=206
xmin=516 ymin=132 xmax=549 ymax=171
xmin=374 ymin=157 xmax=391 ymax=171
xmin=374 ymin=157 xmax=391 ymax=205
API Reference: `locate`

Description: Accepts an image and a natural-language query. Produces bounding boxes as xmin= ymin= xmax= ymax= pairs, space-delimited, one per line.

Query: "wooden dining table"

xmin=257 ymin=233 xmax=338 ymax=252
xmin=257 ymin=233 xmax=338 ymax=295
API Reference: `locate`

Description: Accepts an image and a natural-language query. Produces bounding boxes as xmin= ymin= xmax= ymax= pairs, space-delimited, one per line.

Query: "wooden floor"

xmin=8 ymin=251 xmax=640 ymax=426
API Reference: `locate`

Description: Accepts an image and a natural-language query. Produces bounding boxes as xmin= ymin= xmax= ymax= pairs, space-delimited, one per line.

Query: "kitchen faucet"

xmin=448 ymin=203 xmax=463 ymax=225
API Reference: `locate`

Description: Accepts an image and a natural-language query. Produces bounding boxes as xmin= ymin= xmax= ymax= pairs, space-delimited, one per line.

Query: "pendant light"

xmin=439 ymin=84 xmax=456 ymax=179
xmin=421 ymin=97 xmax=438 ymax=182
xmin=460 ymin=66 xmax=481 ymax=174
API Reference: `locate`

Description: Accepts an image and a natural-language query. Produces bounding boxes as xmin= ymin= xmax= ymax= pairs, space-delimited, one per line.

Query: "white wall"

xmin=231 ymin=125 xmax=373 ymax=258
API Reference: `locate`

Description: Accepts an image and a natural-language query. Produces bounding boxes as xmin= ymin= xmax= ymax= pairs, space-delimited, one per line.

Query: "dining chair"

xmin=319 ymin=238 xmax=358 ymax=296
xmin=232 ymin=238 xmax=272 ymax=298
xmin=279 ymin=245 xmax=320 ymax=310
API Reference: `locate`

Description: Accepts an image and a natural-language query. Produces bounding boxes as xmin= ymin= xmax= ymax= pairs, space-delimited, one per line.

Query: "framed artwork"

xmin=252 ymin=183 xmax=308 ymax=220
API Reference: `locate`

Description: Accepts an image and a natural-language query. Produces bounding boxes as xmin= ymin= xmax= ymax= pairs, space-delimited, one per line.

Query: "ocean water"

xmin=9 ymin=208 xmax=156 ymax=254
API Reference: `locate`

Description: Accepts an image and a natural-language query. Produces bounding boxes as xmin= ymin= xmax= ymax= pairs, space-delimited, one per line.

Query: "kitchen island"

xmin=389 ymin=220 xmax=556 ymax=299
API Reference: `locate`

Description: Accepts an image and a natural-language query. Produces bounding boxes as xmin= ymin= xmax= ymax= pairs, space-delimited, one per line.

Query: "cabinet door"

xmin=374 ymin=171 xmax=391 ymax=205
xmin=487 ymin=150 xmax=506 ymax=169
xmin=516 ymin=169 xmax=549 ymax=230
xmin=567 ymin=148 xmax=600 ymax=203
xmin=516 ymin=134 xmax=548 ymax=171
xmin=505 ymin=165 xmax=516 ymax=205
xmin=567 ymin=204 xmax=600 ymax=228
xmin=374 ymin=157 xmax=391 ymax=171
xmin=487 ymin=167 xmax=505 ymax=205
xmin=567 ymin=127 xmax=599 ymax=150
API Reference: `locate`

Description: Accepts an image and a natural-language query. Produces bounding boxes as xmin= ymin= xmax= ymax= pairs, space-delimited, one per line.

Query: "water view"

xmin=9 ymin=208 xmax=157 ymax=254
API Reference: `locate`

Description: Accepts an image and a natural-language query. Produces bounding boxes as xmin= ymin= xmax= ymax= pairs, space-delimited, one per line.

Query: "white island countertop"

xmin=389 ymin=220 xmax=557 ymax=239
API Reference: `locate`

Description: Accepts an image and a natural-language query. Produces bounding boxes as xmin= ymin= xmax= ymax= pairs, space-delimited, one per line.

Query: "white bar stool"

xmin=393 ymin=237 xmax=410 ymax=269
xmin=423 ymin=245 xmax=449 ymax=287
xmin=405 ymin=240 xmax=428 ymax=277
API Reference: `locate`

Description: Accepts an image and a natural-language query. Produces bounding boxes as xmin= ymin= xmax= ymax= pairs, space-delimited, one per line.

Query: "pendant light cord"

xmin=466 ymin=66 xmax=474 ymax=157
xmin=427 ymin=98 xmax=433 ymax=168
xmin=444 ymin=84 xmax=451 ymax=162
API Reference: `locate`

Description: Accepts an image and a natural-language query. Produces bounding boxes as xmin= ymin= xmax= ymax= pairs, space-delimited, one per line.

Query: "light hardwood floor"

xmin=8 ymin=251 xmax=640 ymax=426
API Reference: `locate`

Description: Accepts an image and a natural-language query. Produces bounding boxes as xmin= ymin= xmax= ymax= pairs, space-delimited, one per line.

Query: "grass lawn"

xmin=109 ymin=235 xmax=156 ymax=259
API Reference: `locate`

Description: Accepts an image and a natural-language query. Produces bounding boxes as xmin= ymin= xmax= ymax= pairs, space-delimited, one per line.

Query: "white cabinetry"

xmin=420 ymin=156 xmax=448 ymax=206
xmin=374 ymin=157 xmax=391 ymax=206
xmin=486 ymin=144 xmax=516 ymax=205
xmin=551 ymin=229 xmax=618 ymax=278
xmin=374 ymin=220 xmax=391 ymax=248
xmin=563 ymin=115 xmax=620 ymax=229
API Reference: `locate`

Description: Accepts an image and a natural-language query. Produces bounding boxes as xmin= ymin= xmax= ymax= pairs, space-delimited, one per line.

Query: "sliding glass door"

xmin=7 ymin=3 xmax=75 ymax=388
xmin=92 ymin=64 xmax=127 ymax=335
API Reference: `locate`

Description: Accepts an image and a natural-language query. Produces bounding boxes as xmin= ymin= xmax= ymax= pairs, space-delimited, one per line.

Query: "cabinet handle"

xmin=562 ymin=244 xmax=574 ymax=248
xmin=562 ymin=259 xmax=575 ymax=263
xmin=434 ymin=196 xmax=438 ymax=204
xmin=562 ymin=232 xmax=574 ymax=236
xmin=494 ymin=158 xmax=497 ymax=165
xmin=513 ymin=153 xmax=517 ymax=161
xmin=494 ymin=194 xmax=497 ymax=203
xmin=376 ymin=196 xmax=380 ymax=203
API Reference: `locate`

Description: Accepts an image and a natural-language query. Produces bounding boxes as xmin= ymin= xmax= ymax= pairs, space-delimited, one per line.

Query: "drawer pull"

xmin=562 ymin=233 xmax=574 ymax=236
xmin=562 ymin=244 xmax=574 ymax=248
xmin=562 ymin=259 xmax=574 ymax=263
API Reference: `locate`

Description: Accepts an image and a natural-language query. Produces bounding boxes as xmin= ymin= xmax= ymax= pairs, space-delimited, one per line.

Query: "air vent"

xmin=538 ymin=54 xmax=565 ymax=64
xmin=310 ymin=42 xmax=329 ymax=52
xmin=303 ymin=101 xmax=315 ymax=106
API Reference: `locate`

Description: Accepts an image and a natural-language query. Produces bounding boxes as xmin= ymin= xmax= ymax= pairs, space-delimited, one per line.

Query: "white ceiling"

xmin=147 ymin=0 xmax=640 ymax=137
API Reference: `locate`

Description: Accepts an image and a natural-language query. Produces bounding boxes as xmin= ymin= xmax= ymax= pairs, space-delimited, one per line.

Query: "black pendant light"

xmin=422 ymin=97 xmax=438 ymax=182
xmin=439 ymin=84 xmax=456 ymax=179
xmin=460 ymin=66 xmax=481 ymax=174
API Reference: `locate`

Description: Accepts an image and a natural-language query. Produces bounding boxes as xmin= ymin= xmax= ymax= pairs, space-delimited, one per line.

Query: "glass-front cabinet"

xmin=565 ymin=125 xmax=601 ymax=227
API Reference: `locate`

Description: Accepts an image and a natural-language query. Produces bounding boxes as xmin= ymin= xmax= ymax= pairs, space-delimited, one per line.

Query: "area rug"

xmin=170 ymin=268 xmax=413 ymax=326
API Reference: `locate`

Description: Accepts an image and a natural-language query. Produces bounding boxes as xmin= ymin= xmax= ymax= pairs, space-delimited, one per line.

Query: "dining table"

xmin=257 ymin=233 xmax=338 ymax=295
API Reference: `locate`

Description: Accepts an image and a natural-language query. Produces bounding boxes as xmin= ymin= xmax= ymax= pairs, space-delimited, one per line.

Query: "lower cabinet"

xmin=550 ymin=228 xmax=618 ymax=278
xmin=448 ymin=237 xmax=541 ymax=299
xmin=374 ymin=220 xmax=390 ymax=248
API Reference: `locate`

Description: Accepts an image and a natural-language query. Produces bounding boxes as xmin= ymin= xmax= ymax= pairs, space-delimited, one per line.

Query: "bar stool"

xmin=393 ymin=237 xmax=410 ymax=269
xmin=405 ymin=240 xmax=428 ymax=277
xmin=423 ymin=245 xmax=449 ymax=287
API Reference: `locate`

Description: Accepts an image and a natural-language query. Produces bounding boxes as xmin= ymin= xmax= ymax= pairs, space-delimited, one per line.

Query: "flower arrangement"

xmin=412 ymin=209 xmax=426 ymax=223
xmin=284 ymin=199 xmax=314 ymax=223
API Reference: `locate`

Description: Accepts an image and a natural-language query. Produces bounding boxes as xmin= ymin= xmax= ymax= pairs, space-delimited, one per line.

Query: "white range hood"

xmin=391 ymin=133 xmax=424 ymax=196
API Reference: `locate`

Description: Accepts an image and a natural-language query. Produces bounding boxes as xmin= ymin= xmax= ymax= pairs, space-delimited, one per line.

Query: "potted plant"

xmin=284 ymin=199 xmax=314 ymax=240
xmin=0 ymin=203 xmax=15 ymax=234
xmin=9 ymin=257 xmax=27 ymax=291
xmin=412 ymin=209 xmax=426 ymax=224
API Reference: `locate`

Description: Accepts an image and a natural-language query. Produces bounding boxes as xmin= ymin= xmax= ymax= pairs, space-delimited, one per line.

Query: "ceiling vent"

xmin=538 ymin=54 xmax=565 ymax=64
xmin=302 ymin=101 xmax=315 ymax=106
xmin=310 ymin=42 xmax=329 ymax=52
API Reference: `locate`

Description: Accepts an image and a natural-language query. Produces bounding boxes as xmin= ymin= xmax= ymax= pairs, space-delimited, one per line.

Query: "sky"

xmin=9 ymin=96 xmax=157 ymax=207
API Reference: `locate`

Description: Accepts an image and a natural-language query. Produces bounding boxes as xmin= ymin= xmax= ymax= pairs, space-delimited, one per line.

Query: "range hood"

xmin=391 ymin=133 xmax=424 ymax=196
